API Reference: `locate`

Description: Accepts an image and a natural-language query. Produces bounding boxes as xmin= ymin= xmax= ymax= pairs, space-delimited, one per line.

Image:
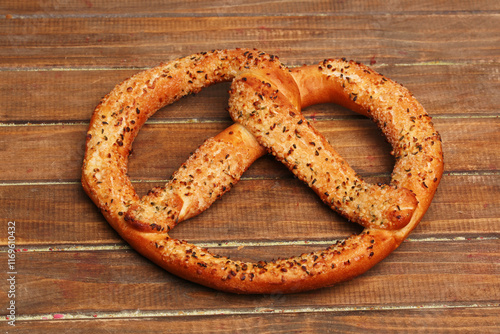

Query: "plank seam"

xmin=1 ymin=170 xmax=499 ymax=187
xmin=1 ymin=60 xmax=498 ymax=73
xmin=3 ymin=302 xmax=499 ymax=323
xmin=0 ymin=114 xmax=497 ymax=127
xmin=0 ymin=236 xmax=497 ymax=253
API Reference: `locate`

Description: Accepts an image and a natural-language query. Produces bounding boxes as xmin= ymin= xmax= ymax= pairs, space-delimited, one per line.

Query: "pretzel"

xmin=82 ymin=49 xmax=443 ymax=294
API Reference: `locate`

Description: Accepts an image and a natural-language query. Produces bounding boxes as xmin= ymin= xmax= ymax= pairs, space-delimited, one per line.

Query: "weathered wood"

xmin=1 ymin=118 xmax=498 ymax=182
xmin=0 ymin=174 xmax=498 ymax=245
xmin=2 ymin=240 xmax=498 ymax=315
xmin=1 ymin=63 xmax=498 ymax=123
xmin=1 ymin=0 xmax=499 ymax=331
xmin=3 ymin=0 xmax=500 ymax=16
xmin=10 ymin=307 xmax=500 ymax=334
xmin=0 ymin=70 xmax=232 ymax=123
xmin=1 ymin=14 xmax=499 ymax=68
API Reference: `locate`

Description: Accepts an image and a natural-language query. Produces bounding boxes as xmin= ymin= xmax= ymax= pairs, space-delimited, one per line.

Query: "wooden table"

xmin=1 ymin=1 xmax=499 ymax=332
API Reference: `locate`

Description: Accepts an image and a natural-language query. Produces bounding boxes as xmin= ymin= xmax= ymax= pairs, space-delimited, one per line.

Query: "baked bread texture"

xmin=82 ymin=49 xmax=443 ymax=293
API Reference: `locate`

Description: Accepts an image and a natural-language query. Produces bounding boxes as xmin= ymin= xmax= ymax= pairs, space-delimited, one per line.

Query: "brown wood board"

xmin=0 ymin=1 xmax=499 ymax=332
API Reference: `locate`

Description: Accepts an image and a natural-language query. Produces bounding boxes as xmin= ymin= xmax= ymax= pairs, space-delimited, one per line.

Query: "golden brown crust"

xmin=290 ymin=60 xmax=443 ymax=240
xmin=124 ymin=123 xmax=266 ymax=233
xmin=228 ymin=72 xmax=418 ymax=230
xmin=82 ymin=49 xmax=443 ymax=294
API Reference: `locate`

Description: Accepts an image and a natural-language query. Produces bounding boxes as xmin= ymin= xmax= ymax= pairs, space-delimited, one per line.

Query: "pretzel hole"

xmin=152 ymin=82 xmax=232 ymax=121
xmin=128 ymin=84 xmax=233 ymax=197
xmin=129 ymin=136 xmax=379 ymax=264
xmin=128 ymin=101 xmax=395 ymax=264
xmin=128 ymin=122 xmax=231 ymax=197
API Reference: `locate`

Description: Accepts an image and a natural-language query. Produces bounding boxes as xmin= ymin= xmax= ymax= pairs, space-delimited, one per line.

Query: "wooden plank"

xmin=0 ymin=122 xmax=232 ymax=182
xmin=1 ymin=0 xmax=498 ymax=332
xmin=1 ymin=240 xmax=497 ymax=315
xmin=0 ymin=174 xmax=498 ymax=245
xmin=10 ymin=307 xmax=500 ymax=334
xmin=1 ymin=63 xmax=498 ymax=123
xmin=3 ymin=0 xmax=500 ymax=16
xmin=1 ymin=14 xmax=499 ymax=68
xmin=0 ymin=69 xmax=231 ymax=123
xmin=0 ymin=118 xmax=498 ymax=182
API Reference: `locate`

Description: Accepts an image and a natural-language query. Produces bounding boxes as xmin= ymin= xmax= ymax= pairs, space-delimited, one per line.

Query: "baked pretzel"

xmin=82 ymin=49 xmax=443 ymax=294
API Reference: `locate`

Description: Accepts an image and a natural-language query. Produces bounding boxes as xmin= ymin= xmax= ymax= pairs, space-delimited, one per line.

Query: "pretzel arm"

xmin=291 ymin=60 xmax=444 ymax=239
xmin=82 ymin=49 xmax=284 ymax=232
xmin=124 ymin=123 xmax=266 ymax=233
xmin=228 ymin=73 xmax=417 ymax=230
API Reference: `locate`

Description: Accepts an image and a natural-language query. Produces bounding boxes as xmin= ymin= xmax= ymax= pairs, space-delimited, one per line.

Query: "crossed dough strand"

xmin=82 ymin=49 xmax=443 ymax=294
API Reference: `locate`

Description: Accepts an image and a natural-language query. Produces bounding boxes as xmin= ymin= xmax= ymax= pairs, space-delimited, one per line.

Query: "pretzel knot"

xmin=82 ymin=49 xmax=443 ymax=294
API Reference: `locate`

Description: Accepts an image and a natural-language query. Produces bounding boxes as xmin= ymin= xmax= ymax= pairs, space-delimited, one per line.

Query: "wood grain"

xmin=1 ymin=174 xmax=498 ymax=246
xmin=10 ymin=308 xmax=500 ymax=334
xmin=3 ymin=0 xmax=499 ymax=16
xmin=1 ymin=118 xmax=498 ymax=183
xmin=1 ymin=14 xmax=499 ymax=68
xmin=1 ymin=63 xmax=499 ymax=123
xmin=8 ymin=240 xmax=500 ymax=315
xmin=0 ymin=0 xmax=499 ymax=332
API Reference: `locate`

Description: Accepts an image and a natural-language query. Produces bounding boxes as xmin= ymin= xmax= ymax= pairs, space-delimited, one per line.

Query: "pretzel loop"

xmin=82 ymin=49 xmax=443 ymax=294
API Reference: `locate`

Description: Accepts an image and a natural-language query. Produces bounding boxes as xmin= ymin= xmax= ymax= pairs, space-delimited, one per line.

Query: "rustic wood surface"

xmin=1 ymin=1 xmax=499 ymax=332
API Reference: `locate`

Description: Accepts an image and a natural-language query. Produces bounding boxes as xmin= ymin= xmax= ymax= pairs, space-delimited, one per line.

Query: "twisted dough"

xmin=82 ymin=49 xmax=443 ymax=293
